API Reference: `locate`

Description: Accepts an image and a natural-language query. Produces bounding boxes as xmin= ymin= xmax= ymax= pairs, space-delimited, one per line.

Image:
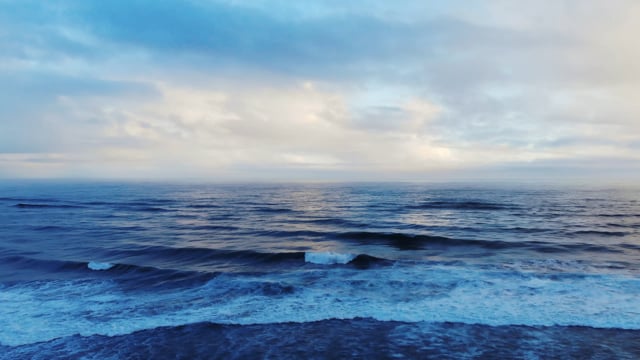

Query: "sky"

xmin=1 ymin=0 xmax=639 ymax=182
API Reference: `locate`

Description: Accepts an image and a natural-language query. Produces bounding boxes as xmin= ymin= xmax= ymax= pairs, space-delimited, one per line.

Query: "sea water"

xmin=1 ymin=182 xmax=639 ymax=358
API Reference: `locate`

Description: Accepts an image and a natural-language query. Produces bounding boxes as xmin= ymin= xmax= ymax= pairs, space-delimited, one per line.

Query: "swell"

xmin=335 ymin=231 xmax=630 ymax=253
xmin=1 ymin=254 xmax=90 ymax=274
xmin=569 ymin=230 xmax=629 ymax=237
xmin=10 ymin=200 xmax=174 ymax=211
xmin=408 ymin=200 xmax=518 ymax=211
xmin=107 ymin=246 xmax=391 ymax=269
xmin=252 ymin=207 xmax=295 ymax=213
xmin=126 ymin=206 xmax=173 ymax=212
xmin=253 ymin=229 xmax=328 ymax=238
xmin=13 ymin=203 xmax=85 ymax=209
xmin=0 ymin=197 xmax=61 ymax=202
xmin=110 ymin=246 xmax=304 ymax=264
xmin=0 ymin=247 xmax=393 ymax=285
xmin=294 ymin=217 xmax=368 ymax=228
xmin=0 ymin=254 xmax=215 ymax=287
xmin=9 ymin=199 xmax=177 ymax=212
xmin=8 ymin=200 xmax=298 ymax=213
xmin=78 ymin=199 xmax=176 ymax=207
xmin=184 ymin=203 xmax=222 ymax=209
xmin=596 ymin=213 xmax=640 ymax=218
xmin=3 ymin=320 xmax=640 ymax=360
xmin=166 ymin=224 xmax=240 ymax=232
xmin=30 ymin=225 xmax=70 ymax=231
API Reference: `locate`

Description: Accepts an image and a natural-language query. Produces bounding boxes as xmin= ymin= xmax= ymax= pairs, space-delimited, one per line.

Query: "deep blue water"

xmin=1 ymin=182 xmax=639 ymax=359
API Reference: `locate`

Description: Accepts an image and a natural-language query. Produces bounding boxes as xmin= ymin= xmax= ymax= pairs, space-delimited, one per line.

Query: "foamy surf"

xmin=304 ymin=252 xmax=356 ymax=265
xmin=2 ymin=262 xmax=639 ymax=347
xmin=87 ymin=262 xmax=114 ymax=271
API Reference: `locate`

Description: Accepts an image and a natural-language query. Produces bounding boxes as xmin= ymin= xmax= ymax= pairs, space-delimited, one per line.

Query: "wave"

xmin=1 ymin=255 xmax=89 ymax=274
xmin=596 ymin=213 xmax=640 ymax=218
xmin=255 ymin=229 xmax=327 ymax=238
xmin=184 ymin=203 xmax=222 ymax=209
xmin=408 ymin=200 xmax=517 ymax=211
xmin=80 ymin=201 xmax=115 ymax=206
xmin=4 ymin=319 xmax=639 ymax=360
xmin=2 ymin=262 xmax=639 ymax=347
xmin=305 ymin=252 xmax=355 ymax=264
xmin=108 ymin=246 xmax=306 ymax=266
xmin=303 ymin=252 xmax=389 ymax=268
xmin=18 ymin=199 xmax=181 ymax=211
xmin=77 ymin=199 xmax=176 ymax=207
xmin=87 ymin=262 xmax=114 ymax=271
xmin=336 ymin=231 xmax=626 ymax=253
xmin=570 ymin=230 xmax=629 ymax=237
xmin=178 ymin=224 xmax=239 ymax=232
xmin=299 ymin=217 xmax=368 ymax=228
xmin=13 ymin=203 xmax=85 ymax=209
xmin=253 ymin=207 xmax=294 ymax=213
xmin=502 ymin=226 xmax=550 ymax=234
xmin=0 ymin=254 xmax=215 ymax=285
xmin=0 ymin=197 xmax=61 ymax=202
xmin=30 ymin=225 xmax=69 ymax=231
xmin=129 ymin=206 xmax=173 ymax=212
xmin=128 ymin=198 xmax=177 ymax=205
xmin=1 ymin=248 xmax=393 ymax=286
xmin=8 ymin=199 xmax=296 ymax=213
xmin=618 ymin=243 xmax=640 ymax=251
xmin=337 ymin=231 xmax=455 ymax=250
xmin=104 ymin=245 xmax=392 ymax=270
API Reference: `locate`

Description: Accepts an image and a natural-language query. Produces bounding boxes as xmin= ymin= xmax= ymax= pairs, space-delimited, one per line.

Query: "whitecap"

xmin=304 ymin=252 xmax=356 ymax=265
xmin=87 ymin=262 xmax=114 ymax=271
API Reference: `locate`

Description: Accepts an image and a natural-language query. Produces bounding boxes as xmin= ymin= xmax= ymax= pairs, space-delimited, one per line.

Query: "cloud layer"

xmin=1 ymin=0 xmax=640 ymax=181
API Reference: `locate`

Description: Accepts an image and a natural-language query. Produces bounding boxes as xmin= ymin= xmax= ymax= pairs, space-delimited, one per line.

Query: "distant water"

xmin=1 ymin=182 xmax=639 ymax=359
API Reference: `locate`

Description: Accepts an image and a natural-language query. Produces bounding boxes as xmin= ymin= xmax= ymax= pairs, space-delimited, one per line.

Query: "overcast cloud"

xmin=1 ymin=0 xmax=639 ymax=181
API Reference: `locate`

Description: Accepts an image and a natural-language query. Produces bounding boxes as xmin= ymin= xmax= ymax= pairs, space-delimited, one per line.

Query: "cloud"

xmin=0 ymin=0 xmax=639 ymax=181
xmin=0 ymin=69 xmax=158 ymax=153
xmin=44 ymin=81 xmax=448 ymax=176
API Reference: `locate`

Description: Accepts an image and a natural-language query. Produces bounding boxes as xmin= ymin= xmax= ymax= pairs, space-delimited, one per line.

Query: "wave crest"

xmin=87 ymin=262 xmax=114 ymax=271
xmin=304 ymin=252 xmax=356 ymax=265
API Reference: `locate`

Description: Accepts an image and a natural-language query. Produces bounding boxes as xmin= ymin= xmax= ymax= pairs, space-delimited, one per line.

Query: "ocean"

xmin=1 ymin=181 xmax=639 ymax=359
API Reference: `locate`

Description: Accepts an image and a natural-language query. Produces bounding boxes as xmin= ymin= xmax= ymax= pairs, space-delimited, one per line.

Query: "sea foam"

xmin=2 ymin=262 xmax=639 ymax=347
xmin=87 ymin=262 xmax=114 ymax=271
xmin=304 ymin=252 xmax=356 ymax=265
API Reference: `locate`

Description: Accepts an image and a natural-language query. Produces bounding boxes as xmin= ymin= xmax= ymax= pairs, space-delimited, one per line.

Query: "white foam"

xmin=1 ymin=263 xmax=639 ymax=347
xmin=87 ymin=262 xmax=114 ymax=271
xmin=304 ymin=252 xmax=356 ymax=265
